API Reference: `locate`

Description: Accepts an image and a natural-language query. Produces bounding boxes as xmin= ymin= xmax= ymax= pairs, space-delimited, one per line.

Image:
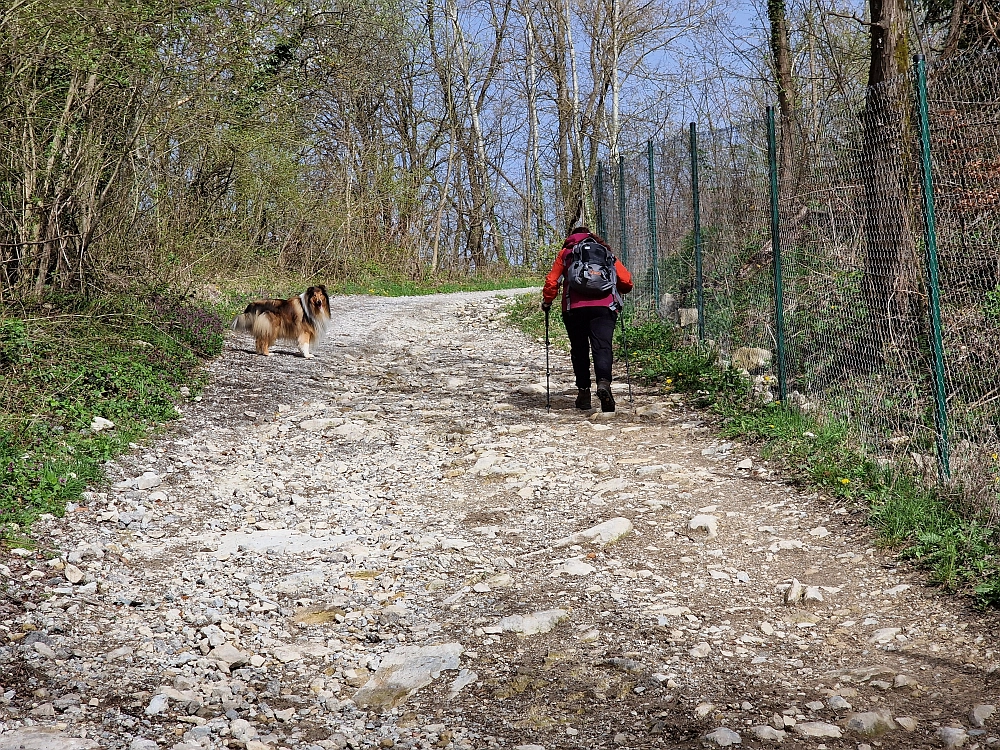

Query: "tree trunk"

xmin=766 ymin=0 xmax=796 ymax=187
xmin=564 ymin=0 xmax=589 ymax=227
xmin=525 ymin=14 xmax=545 ymax=261
xmin=860 ymin=0 xmax=918 ymax=361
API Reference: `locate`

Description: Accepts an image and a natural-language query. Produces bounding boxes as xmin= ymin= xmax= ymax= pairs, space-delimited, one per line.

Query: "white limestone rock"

xmin=554 ymin=518 xmax=633 ymax=548
xmin=353 ymin=643 xmax=463 ymax=709
xmin=496 ymin=609 xmax=569 ymax=635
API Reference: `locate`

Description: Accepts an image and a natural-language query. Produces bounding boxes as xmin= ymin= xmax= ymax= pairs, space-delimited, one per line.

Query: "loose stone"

xmin=791 ymin=722 xmax=842 ymax=739
xmin=703 ymin=727 xmax=742 ymax=746
xmin=972 ymin=705 xmax=996 ymax=728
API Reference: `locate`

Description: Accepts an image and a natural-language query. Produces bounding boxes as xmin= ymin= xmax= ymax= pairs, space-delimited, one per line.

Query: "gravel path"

xmin=1 ymin=290 xmax=998 ymax=750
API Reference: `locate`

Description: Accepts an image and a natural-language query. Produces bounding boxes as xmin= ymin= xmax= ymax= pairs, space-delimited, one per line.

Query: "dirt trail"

xmin=0 ymin=290 xmax=997 ymax=750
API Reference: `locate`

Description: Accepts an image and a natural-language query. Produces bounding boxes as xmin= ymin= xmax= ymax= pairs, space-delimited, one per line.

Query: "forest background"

xmin=5 ymin=0 xmax=993 ymax=297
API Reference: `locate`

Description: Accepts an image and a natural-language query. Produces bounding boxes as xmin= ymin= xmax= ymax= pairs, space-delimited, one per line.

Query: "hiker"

xmin=541 ymin=223 xmax=633 ymax=412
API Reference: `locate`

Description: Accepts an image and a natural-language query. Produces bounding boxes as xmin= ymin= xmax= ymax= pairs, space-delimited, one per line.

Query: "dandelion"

xmin=840 ymin=478 xmax=850 ymax=485
xmin=665 ymin=378 xmax=673 ymax=384
xmin=993 ymin=453 xmax=998 ymax=461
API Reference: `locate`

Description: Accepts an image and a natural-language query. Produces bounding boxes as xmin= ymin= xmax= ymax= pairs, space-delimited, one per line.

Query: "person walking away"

xmin=541 ymin=224 xmax=632 ymax=412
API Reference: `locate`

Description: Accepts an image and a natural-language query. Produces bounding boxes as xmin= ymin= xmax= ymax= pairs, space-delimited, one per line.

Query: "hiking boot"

xmin=575 ymin=388 xmax=592 ymax=409
xmin=596 ymin=380 xmax=615 ymax=412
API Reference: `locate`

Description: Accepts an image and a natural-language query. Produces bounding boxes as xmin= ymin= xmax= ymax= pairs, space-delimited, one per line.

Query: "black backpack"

xmin=566 ymin=237 xmax=618 ymax=297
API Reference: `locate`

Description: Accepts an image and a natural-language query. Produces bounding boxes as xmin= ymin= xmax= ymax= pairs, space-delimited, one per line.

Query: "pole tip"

xmin=914 ymin=53 xmax=926 ymax=62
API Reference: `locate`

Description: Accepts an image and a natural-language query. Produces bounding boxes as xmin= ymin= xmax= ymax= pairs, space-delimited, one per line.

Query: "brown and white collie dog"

xmin=231 ymin=285 xmax=332 ymax=358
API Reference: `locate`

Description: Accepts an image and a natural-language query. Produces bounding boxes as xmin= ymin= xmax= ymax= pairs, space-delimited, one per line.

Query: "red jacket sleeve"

xmin=542 ymin=248 xmax=568 ymax=304
xmin=615 ymin=258 xmax=633 ymax=295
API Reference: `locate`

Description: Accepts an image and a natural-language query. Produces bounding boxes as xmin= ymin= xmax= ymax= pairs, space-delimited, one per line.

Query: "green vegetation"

xmin=719 ymin=401 xmax=1000 ymax=607
xmin=504 ymin=302 xmax=1000 ymax=607
xmin=616 ymin=318 xmax=745 ymax=404
xmin=504 ymin=294 xmax=569 ymax=350
xmin=0 ymin=292 xmax=228 ymax=540
xmin=331 ymin=273 xmax=539 ymax=298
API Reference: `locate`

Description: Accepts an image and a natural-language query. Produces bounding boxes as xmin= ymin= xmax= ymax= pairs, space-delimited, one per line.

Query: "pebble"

xmin=971 ymin=704 xmax=996 ymax=728
xmin=552 ymin=558 xmax=596 ymax=576
xmin=64 ymin=563 xmax=84 ymax=584
xmin=791 ymin=722 xmax=842 ymax=739
xmin=555 ymin=517 xmax=633 ymax=547
xmin=845 ymin=709 xmax=894 ymax=736
xmin=689 ymin=514 xmax=719 ymax=538
xmin=703 ymin=727 xmax=742 ymax=746
xmin=750 ymin=725 xmax=785 ymax=742
xmin=353 ymin=643 xmax=463 ymax=709
xmin=496 ymin=609 xmax=569 ymax=635
xmin=208 ymin=642 xmax=248 ymax=668
xmin=869 ymin=627 xmax=901 ymax=644
xmin=827 ymin=695 xmax=852 ymax=710
xmin=936 ymin=726 xmax=969 ymax=747
xmin=135 ymin=471 xmax=162 ymax=490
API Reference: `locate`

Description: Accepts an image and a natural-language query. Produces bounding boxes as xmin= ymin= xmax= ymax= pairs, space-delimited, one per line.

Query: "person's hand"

xmin=541 ymin=301 xmax=552 ymax=312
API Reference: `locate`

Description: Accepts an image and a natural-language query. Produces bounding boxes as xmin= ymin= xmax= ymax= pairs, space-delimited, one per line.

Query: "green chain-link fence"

xmin=596 ymin=54 xmax=1000 ymax=515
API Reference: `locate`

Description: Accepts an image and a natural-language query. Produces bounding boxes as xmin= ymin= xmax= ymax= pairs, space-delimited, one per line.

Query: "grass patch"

xmin=334 ymin=273 xmax=539 ymax=297
xmin=503 ymin=305 xmax=1000 ymax=607
xmin=0 ymin=292 xmax=226 ymax=540
xmin=220 ymin=269 xmax=539 ymax=306
xmin=616 ymin=318 xmax=745 ymax=403
xmin=504 ymin=294 xmax=569 ymax=350
xmin=718 ymin=401 xmax=1000 ymax=607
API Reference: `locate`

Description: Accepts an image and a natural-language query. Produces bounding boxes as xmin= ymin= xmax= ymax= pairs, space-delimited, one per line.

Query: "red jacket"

xmin=542 ymin=231 xmax=633 ymax=312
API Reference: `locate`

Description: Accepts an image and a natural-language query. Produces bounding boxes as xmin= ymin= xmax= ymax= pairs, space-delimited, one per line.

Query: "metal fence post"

xmin=690 ymin=123 xmax=705 ymax=342
xmin=766 ymin=106 xmax=789 ymax=403
xmin=647 ymin=139 xmax=660 ymax=306
xmin=915 ymin=54 xmax=951 ymax=480
xmin=618 ymin=155 xmax=628 ymax=267
xmin=596 ymin=161 xmax=606 ymax=239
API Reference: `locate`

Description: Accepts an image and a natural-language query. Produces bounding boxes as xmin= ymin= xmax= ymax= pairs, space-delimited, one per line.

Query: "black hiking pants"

xmin=562 ymin=306 xmax=616 ymax=390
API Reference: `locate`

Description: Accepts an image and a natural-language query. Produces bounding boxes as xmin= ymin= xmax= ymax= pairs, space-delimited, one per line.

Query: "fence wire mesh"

xmin=597 ymin=54 xmax=1000 ymax=514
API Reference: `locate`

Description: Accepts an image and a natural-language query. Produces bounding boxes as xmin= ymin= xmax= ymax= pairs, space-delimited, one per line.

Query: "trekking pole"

xmin=619 ymin=309 xmax=633 ymax=403
xmin=544 ymin=307 xmax=551 ymax=411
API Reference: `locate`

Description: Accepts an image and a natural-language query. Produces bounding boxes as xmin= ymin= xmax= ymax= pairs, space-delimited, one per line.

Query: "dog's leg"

xmin=298 ymin=334 xmax=314 ymax=358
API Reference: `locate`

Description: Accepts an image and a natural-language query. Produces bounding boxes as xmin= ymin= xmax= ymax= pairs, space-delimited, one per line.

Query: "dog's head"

xmin=304 ymin=285 xmax=331 ymax=321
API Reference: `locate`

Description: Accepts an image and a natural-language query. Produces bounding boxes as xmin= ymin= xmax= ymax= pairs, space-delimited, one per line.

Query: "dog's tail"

xmin=231 ymin=311 xmax=253 ymax=333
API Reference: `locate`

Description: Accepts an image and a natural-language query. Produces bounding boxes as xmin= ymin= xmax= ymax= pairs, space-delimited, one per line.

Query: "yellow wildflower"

xmin=840 ymin=478 xmax=850 ymax=485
